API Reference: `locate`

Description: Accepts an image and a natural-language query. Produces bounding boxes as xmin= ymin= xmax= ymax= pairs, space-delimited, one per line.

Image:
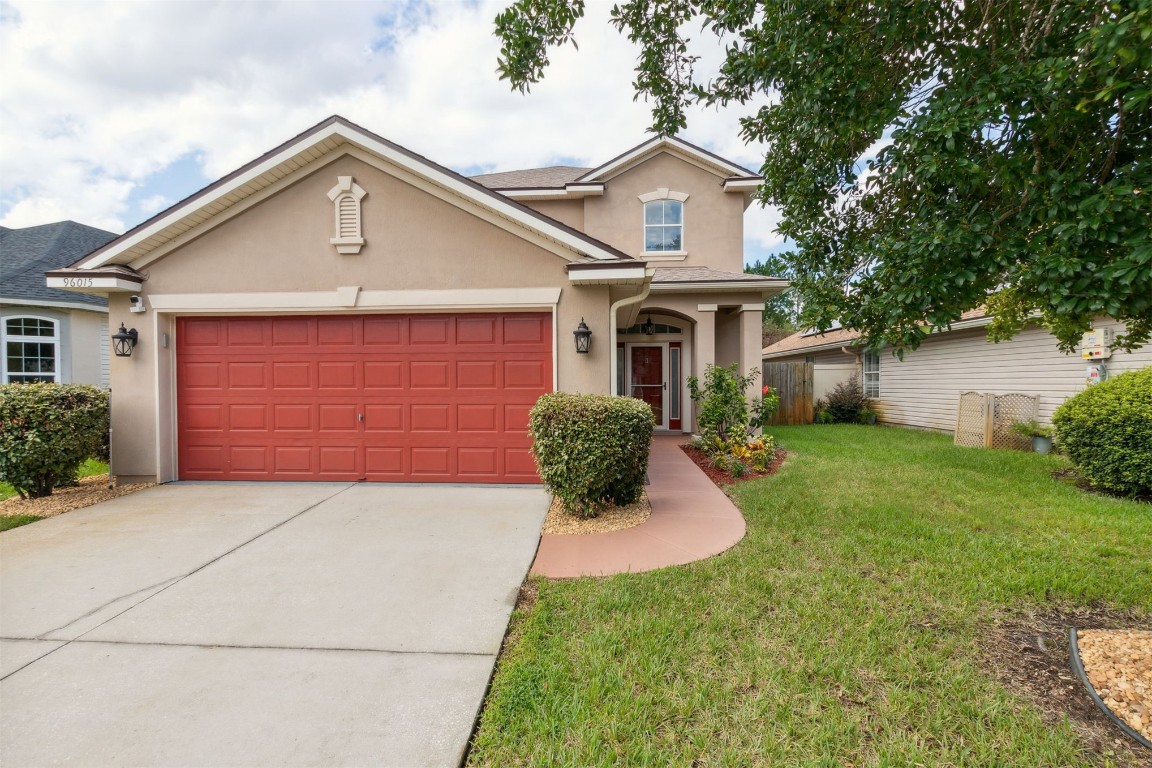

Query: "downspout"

xmin=608 ymin=275 xmax=653 ymax=395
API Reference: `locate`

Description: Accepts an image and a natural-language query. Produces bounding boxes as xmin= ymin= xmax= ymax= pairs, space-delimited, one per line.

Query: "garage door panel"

xmin=409 ymin=361 xmax=450 ymax=389
xmin=364 ymin=361 xmax=404 ymax=389
xmin=317 ymin=361 xmax=358 ymax=389
xmin=272 ymin=362 xmax=312 ymax=389
xmin=229 ymin=404 xmax=267 ymax=431
xmin=177 ymin=314 xmax=550 ymax=482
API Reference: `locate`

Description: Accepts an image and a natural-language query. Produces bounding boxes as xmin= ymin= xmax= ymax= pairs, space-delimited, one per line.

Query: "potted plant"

xmin=1011 ymin=419 xmax=1054 ymax=454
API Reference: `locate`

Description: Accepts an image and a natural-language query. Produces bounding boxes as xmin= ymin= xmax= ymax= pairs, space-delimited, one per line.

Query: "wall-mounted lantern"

xmin=112 ymin=323 xmax=138 ymax=357
xmin=573 ymin=318 xmax=592 ymax=354
xmin=641 ymin=314 xmax=656 ymax=336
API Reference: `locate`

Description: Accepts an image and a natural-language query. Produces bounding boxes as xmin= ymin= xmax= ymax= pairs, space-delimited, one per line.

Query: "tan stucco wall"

xmin=521 ymin=199 xmax=584 ymax=231
xmin=112 ymin=153 xmax=614 ymax=480
xmin=583 ymin=154 xmax=746 ymax=270
xmin=68 ymin=309 xmax=106 ymax=387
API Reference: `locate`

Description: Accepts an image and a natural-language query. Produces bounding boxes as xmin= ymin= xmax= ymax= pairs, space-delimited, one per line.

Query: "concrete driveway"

xmin=0 ymin=482 xmax=547 ymax=767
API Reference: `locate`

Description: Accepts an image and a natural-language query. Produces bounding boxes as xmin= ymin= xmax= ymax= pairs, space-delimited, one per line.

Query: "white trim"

xmin=578 ymin=136 xmax=755 ymax=182
xmin=147 ymin=287 xmax=562 ymax=313
xmin=567 ymin=266 xmax=648 ymax=284
xmin=723 ymin=179 xmax=761 ymax=192
xmin=45 ymin=276 xmax=141 ymax=293
xmin=637 ymin=188 xmax=690 ymax=203
xmin=1 ymin=314 xmax=61 ymax=384
xmin=641 ymin=253 xmax=688 ymax=261
xmin=643 ymin=197 xmax=685 ymax=256
xmin=498 ymin=184 xmax=605 ymax=200
xmin=739 ymin=303 xmax=765 ymax=312
xmin=81 ymin=121 xmax=623 ymax=270
xmin=697 ymin=304 xmax=719 ymax=312
xmin=0 ymin=298 xmax=108 ymax=313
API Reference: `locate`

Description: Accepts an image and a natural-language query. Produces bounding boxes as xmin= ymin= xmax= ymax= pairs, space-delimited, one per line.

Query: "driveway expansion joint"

xmin=1 ymin=484 xmax=355 ymax=682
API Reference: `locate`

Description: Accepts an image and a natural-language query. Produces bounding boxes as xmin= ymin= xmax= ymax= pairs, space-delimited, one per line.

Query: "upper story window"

xmin=3 ymin=316 xmax=60 ymax=383
xmin=638 ymin=188 xmax=689 ymax=255
xmin=644 ymin=200 xmax=682 ymax=252
xmin=863 ymin=349 xmax=880 ymax=398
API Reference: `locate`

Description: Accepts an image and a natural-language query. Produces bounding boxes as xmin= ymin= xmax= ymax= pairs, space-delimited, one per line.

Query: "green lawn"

xmin=468 ymin=426 xmax=1152 ymax=767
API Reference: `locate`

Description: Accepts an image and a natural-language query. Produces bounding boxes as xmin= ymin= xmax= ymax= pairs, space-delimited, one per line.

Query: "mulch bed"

xmin=983 ymin=606 xmax=1152 ymax=767
xmin=0 ymin=474 xmax=155 ymax=520
xmin=542 ymin=492 xmax=651 ymax=535
xmin=680 ymin=444 xmax=787 ymax=487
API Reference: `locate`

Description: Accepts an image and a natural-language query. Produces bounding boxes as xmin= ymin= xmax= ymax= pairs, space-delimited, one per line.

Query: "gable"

xmin=141 ymin=153 xmax=582 ymax=295
xmin=71 ymin=116 xmax=629 ymax=275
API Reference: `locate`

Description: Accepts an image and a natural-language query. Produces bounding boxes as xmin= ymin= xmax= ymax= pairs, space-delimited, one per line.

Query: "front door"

xmin=629 ymin=344 xmax=666 ymax=428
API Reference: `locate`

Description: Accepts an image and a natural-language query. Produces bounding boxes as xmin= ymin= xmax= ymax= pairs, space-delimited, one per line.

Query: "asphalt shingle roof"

xmin=1 ymin=221 xmax=118 ymax=308
xmin=651 ymin=267 xmax=781 ymax=283
xmin=470 ymin=166 xmax=593 ymax=189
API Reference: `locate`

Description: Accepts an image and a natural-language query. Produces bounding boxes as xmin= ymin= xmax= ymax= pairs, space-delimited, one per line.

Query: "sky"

xmin=0 ymin=0 xmax=789 ymax=265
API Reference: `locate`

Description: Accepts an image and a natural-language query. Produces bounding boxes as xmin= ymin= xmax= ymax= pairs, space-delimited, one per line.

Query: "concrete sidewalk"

xmin=1 ymin=482 xmax=548 ymax=767
xmin=531 ymin=435 xmax=747 ymax=577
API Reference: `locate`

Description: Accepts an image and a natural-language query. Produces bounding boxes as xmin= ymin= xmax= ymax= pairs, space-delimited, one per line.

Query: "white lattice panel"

xmin=992 ymin=393 xmax=1037 ymax=451
xmin=954 ymin=392 xmax=987 ymax=448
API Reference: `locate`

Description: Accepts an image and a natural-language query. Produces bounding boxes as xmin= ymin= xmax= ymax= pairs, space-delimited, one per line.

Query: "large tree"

xmin=496 ymin=0 xmax=1152 ymax=353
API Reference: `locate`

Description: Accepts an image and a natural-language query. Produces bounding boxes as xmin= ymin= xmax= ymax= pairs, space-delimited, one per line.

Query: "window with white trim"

xmin=863 ymin=350 xmax=880 ymax=398
xmin=644 ymin=199 xmax=683 ymax=253
xmin=3 ymin=316 xmax=60 ymax=383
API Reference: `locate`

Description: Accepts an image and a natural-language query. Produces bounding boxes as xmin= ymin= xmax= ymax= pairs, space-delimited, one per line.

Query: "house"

xmin=762 ymin=313 xmax=1152 ymax=430
xmin=1 ymin=221 xmax=118 ymax=386
xmin=46 ymin=116 xmax=786 ymax=484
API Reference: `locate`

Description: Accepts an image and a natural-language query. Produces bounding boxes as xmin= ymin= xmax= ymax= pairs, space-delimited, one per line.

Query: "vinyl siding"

xmin=875 ymin=320 xmax=1151 ymax=431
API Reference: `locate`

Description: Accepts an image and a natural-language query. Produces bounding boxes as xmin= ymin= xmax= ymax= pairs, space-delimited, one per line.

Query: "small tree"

xmin=0 ymin=384 xmax=109 ymax=499
xmin=688 ymin=364 xmax=759 ymax=446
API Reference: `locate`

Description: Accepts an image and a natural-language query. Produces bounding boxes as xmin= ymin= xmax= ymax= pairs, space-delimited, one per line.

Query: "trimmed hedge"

xmin=529 ymin=392 xmax=655 ymax=518
xmin=1052 ymin=368 xmax=1152 ymax=498
xmin=0 ymin=384 xmax=109 ymax=499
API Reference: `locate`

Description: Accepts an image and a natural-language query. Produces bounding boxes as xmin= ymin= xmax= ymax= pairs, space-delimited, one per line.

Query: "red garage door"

xmin=176 ymin=313 xmax=551 ymax=483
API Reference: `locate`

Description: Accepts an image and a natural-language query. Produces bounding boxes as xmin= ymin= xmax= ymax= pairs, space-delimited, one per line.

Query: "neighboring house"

xmin=47 ymin=116 xmax=785 ymax=484
xmin=763 ymin=313 xmax=1152 ymax=431
xmin=1 ymin=221 xmax=118 ymax=387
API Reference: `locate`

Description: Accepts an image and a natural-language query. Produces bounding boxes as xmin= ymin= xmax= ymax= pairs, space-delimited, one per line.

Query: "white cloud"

xmin=0 ymin=0 xmax=783 ymax=249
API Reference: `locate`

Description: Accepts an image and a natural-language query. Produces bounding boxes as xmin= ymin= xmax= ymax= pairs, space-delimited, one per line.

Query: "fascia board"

xmin=579 ymin=136 xmax=755 ymax=183
xmin=81 ymin=123 xmax=623 ymax=270
xmin=0 ymin=298 xmax=109 ymax=313
xmin=45 ymin=276 xmax=142 ymax=293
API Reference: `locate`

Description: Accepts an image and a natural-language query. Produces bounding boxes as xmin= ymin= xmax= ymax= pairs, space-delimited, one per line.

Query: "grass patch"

xmin=469 ymin=426 xmax=1152 ymax=767
xmin=0 ymin=458 xmax=108 ymax=501
xmin=0 ymin=515 xmax=42 ymax=532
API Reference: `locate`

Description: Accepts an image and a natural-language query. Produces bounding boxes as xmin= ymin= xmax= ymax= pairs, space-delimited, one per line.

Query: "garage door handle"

xmin=358 ymin=413 xmax=364 ymax=422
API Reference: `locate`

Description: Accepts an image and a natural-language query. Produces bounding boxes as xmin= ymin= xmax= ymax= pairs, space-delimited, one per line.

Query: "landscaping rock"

xmin=0 ymin=474 xmax=154 ymax=520
xmin=1078 ymin=629 xmax=1152 ymax=742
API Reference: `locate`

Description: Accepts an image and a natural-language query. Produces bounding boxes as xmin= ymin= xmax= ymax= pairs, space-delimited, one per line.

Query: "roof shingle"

xmin=469 ymin=166 xmax=592 ymax=189
xmin=0 ymin=221 xmax=118 ymax=308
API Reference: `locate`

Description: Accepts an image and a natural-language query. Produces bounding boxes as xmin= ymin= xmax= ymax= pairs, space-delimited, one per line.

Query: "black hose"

xmin=1068 ymin=627 xmax=1152 ymax=752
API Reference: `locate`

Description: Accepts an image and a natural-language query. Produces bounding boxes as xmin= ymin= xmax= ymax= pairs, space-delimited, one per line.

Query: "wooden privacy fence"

xmin=763 ymin=361 xmax=814 ymax=425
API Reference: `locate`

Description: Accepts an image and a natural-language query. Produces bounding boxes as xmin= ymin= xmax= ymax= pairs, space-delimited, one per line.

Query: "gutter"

xmin=608 ymin=279 xmax=653 ymax=395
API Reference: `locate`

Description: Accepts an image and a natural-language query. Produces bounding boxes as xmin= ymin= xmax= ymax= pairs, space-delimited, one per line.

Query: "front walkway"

xmin=531 ymin=435 xmax=747 ymax=578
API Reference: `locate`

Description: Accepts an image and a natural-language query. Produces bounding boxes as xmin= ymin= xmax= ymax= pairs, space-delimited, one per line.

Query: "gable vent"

xmin=327 ymin=176 xmax=368 ymax=254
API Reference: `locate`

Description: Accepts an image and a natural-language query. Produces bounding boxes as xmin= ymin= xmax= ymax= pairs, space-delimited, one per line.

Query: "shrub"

xmin=529 ymin=392 xmax=655 ymax=518
xmin=0 ymin=384 xmax=109 ymax=499
xmin=1052 ymin=368 xmax=1152 ymax=498
xmin=688 ymin=364 xmax=759 ymax=445
xmin=817 ymin=372 xmax=873 ymax=424
xmin=688 ymin=365 xmax=780 ymax=477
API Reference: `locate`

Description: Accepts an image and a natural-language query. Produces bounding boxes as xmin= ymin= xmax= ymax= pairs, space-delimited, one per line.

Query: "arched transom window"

xmin=2 ymin=316 xmax=60 ymax=383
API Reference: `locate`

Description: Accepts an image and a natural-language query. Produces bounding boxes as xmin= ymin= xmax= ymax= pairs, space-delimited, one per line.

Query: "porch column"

xmin=694 ymin=303 xmax=717 ymax=386
xmin=739 ymin=303 xmax=765 ymax=407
